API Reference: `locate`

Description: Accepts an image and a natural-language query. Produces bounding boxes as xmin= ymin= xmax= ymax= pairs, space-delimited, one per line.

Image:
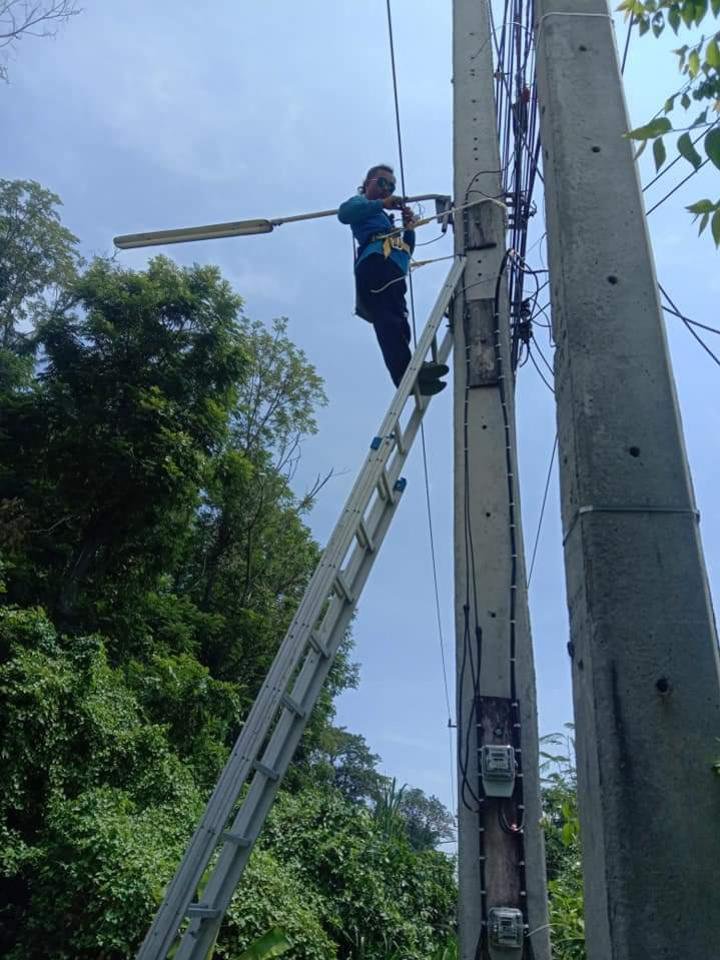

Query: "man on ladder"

xmin=338 ymin=164 xmax=448 ymax=395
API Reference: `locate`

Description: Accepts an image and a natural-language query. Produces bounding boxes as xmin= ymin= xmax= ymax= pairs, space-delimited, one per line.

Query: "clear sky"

xmin=5 ymin=0 xmax=718 ymax=820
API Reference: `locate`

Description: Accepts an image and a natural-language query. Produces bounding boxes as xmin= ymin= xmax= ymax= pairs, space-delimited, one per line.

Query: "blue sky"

xmin=5 ymin=0 xmax=718 ymax=819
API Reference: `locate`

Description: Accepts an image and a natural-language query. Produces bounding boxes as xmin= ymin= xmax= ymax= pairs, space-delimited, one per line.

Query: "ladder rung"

xmin=281 ymin=692 xmax=306 ymax=718
xmin=253 ymin=761 xmax=279 ymax=781
xmin=187 ymin=904 xmax=220 ymax=919
xmin=378 ymin=469 xmax=393 ymax=501
xmin=221 ymin=831 xmax=251 ymax=847
xmin=334 ymin=572 xmax=354 ymax=603
xmin=356 ymin=519 xmax=375 ymax=552
xmin=412 ymin=380 xmax=423 ymax=409
xmin=309 ymin=631 xmax=330 ymax=658
xmin=394 ymin=419 xmax=406 ymax=454
xmin=431 ymin=334 xmax=439 ymax=361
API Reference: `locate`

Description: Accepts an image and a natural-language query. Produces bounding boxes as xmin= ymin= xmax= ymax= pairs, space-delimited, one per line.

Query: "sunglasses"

xmin=374 ymin=176 xmax=396 ymax=193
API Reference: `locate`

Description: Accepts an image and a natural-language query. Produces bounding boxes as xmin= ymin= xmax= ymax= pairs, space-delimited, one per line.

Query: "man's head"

xmin=361 ymin=164 xmax=396 ymax=201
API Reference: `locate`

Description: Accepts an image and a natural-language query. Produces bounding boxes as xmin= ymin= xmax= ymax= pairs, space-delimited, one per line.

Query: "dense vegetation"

xmin=621 ymin=0 xmax=720 ymax=242
xmin=0 ymin=179 xmax=584 ymax=959
xmin=0 ymin=179 xmax=458 ymax=960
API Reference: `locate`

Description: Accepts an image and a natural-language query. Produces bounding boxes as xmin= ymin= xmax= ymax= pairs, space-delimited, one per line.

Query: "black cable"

xmin=492 ymin=249 xmax=532 ymax=942
xmin=645 ymin=158 xmax=710 ymax=216
xmin=385 ymin=0 xmax=456 ymax=817
xmin=460 ymin=6 xmax=544 ymax=946
xmin=642 ymin=122 xmax=717 ymax=194
xmin=659 ymin=284 xmax=720 ymax=369
xmin=662 ymin=305 xmax=720 ymax=336
xmin=531 ymin=334 xmax=554 ymax=379
xmin=528 ymin=434 xmax=558 ymax=586
xmin=529 ymin=349 xmax=555 ymax=394
xmin=620 ymin=13 xmax=634 ymax=75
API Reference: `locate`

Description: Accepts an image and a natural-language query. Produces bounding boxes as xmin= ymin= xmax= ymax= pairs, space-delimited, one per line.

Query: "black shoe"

xmin=419 ymin=378 xmax=448 ymax=396
xmin=419 ymin=361 xmax=450 ymax=382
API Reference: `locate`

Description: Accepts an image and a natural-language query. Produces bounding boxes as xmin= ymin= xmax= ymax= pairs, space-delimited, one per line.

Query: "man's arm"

xmin=337 ymin=195 xmax=402 ymax=224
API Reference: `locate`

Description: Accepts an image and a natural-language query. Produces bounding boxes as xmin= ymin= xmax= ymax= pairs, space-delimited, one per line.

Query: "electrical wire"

xmin=385 ymin=0 xmax=456 ymax=817
xmin=528 ymin=433 xmax=558 ymax=585
xmin=659 ymin=284 xmax=720 ymax=369
xmin=620 ymin=13 xmax=634 ymax=75
xmin=491 ymin=246 xmax=532 ymax=941
xmin=662 ymin=305 xmax=720 ymax=337
xmin=642 ymin=121 xmax=718 ymax=194
xmin=645 ymin=157 xmax=710 ymax=216
xmin=531 ymin=334 xmax=554 ymax=379
xmin=529 ymin=349 xmax=555 ymax=394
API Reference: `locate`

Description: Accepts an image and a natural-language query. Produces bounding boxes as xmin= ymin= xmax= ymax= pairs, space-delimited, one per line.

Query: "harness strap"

xmin=357 ymin=232 xmax=412 ymax=262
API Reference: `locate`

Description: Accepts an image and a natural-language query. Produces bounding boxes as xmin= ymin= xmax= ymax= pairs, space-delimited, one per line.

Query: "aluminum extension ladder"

xmin=135 ymin=257 xmax=466 ymax=960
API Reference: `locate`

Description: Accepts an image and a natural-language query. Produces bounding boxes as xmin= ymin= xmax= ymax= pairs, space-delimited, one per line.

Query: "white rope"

xmin=377 ymin=194 xmax=507 ymax=244
xmin=370 ymin=255 xmax=459 ymax=293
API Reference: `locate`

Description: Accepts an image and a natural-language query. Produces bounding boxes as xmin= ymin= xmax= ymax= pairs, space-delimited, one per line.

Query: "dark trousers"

xmin=355 ymin=254 xmax=411 ymax=387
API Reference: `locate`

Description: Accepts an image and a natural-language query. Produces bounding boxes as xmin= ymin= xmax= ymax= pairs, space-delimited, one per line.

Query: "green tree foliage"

xmin=540 ymin=729 xmax=585 ymax=960
xmin=0 ymin=179 xmax=456 ymax=960
xmin=1 ymin=254 xmax=247 ymax=629
xmin=396 ymin=787 xmax=455 ymax=853
xmin=0 ymin=178 xmax=81 ymax=348
xmin=308 ymin=726 xmax=385 ymax=804
xmin=263 ymin=790 xmax=455 ymax=959
xmin=619 ymin=0 xmax=720 ymax=242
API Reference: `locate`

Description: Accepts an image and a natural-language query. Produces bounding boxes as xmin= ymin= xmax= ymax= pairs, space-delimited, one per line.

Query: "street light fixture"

xmin=113 ymin=195 xmax=452 ymax=251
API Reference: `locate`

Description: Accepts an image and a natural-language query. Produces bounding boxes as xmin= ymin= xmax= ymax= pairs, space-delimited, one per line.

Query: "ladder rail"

xmin=175 ymin=461 xmax=408 ymax=958
xmin=135 ymin=258 xmax=465 ymax=960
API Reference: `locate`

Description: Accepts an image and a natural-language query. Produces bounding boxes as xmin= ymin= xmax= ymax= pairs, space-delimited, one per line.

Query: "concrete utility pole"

xmin=535 ymin=1 xmax=720 ymax=957
xmin=452 ymin=2 xmax=550 ymax=959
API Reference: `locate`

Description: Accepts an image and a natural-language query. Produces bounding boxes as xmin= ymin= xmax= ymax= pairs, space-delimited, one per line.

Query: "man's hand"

xmin=401 ymin=205 xmax=417 ymax=228
xmin=381 ymin=196 xmax=403 ymax=210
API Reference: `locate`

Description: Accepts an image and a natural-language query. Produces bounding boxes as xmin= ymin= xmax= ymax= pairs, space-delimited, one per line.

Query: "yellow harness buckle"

xmin=382 ymin=235 xmax=412 ymax=258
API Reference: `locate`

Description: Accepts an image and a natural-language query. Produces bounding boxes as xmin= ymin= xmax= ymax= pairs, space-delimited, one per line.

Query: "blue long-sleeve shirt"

xmin=337 ymin=195 xmax=415 ymax=275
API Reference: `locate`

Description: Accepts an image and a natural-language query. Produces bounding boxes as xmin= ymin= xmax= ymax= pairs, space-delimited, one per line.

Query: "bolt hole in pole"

xmin=628 ymin=446 xmax=640 ymax=458
xmin=579 ymin=44 xmax=588 ymax=51
xmin=656 ymin=677 xmax=671 ymax=694
xmin=607 ymin=275 xmax=619 ymax=285
xmin=591 ymin=146 xmax=601 ymax=153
